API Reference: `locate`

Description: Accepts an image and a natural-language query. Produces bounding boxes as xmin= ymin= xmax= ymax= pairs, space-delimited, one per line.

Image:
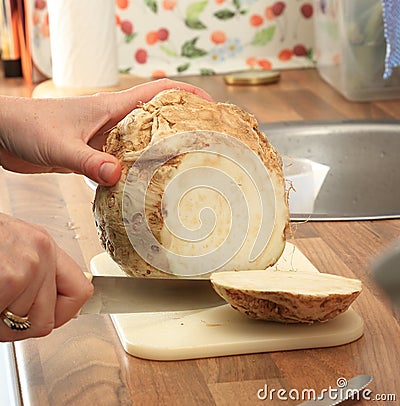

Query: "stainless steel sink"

xmin=260 ymin=119 xmax=400 ymax=221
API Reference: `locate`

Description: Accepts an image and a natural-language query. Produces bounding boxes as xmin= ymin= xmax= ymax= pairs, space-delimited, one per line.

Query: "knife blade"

xmin=79 ymin=274 xmax=226 ymax=314
xmin=298 ymin=375 xmax=373 ymax=406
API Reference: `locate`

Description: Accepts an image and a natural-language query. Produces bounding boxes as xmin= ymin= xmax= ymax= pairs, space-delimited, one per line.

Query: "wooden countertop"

xmin=1 ymin=69 xmax=400 ymax=405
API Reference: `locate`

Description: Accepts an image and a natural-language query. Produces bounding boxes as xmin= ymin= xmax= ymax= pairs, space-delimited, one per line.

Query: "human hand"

xmin=0 ymin=79 xmax=213 ymax=186
xmin=0 ymin=213 xmax=93 ymax=341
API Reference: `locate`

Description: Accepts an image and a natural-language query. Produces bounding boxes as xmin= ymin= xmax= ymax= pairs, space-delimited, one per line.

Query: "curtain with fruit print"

xmin=28 ymin=0 xmax=315 ymax=81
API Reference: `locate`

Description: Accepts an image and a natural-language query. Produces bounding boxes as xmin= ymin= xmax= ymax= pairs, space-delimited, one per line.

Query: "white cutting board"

xmin=90 ymin=243 xmax=364 ymax=361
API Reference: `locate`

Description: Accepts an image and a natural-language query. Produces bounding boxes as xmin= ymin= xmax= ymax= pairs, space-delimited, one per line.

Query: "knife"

xmin=79 ymin=273 xmax=226 ymax=314
xmin=297 ymin=375 xmax=373 ymax=406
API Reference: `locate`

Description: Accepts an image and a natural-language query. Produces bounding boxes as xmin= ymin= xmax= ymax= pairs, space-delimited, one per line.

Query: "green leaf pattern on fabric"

xmin=177 ymin=63 xmax=191 ymax=73
xmin=182 ymin=38 xmax=208 ymax=58
xmin=251 ymin=26 xmax=276 ymax=46
xmin=144 ymin=0 xmax=157 ymax=13
xmin=214 ymin=9 xmax=236 ymax=20
xmin=185 ymin=0 xmax=208 ymax=29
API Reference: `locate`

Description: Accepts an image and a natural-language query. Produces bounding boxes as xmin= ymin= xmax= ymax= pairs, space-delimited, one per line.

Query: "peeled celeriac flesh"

xmin=211 ymin=270 xmax=362 ymax=323
xmin=93 ymin=89 xmax=289 ymax=278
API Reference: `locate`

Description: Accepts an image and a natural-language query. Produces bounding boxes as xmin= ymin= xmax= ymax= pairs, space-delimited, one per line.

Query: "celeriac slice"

xmin=211 ymin=270 xmax=362 ymax=323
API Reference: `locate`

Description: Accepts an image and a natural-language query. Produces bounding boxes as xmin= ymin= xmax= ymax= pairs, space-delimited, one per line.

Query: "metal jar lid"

xmin=224 ymin=70 xmax=281 ymax=86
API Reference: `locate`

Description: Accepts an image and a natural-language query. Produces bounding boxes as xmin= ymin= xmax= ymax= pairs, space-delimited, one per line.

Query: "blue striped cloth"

xmin=382 ymin=0 xmax=400 ymax=79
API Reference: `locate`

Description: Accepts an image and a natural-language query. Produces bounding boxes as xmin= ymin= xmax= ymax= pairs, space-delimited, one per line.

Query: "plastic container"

xmin=313 ymin=0 xmax=400 ymax=101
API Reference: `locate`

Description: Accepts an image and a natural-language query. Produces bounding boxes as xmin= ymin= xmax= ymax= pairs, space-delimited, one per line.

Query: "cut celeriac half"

xmin=211 ymin=270 xmax=362 ymax=323
xmin=93 ymin=89 xmax=289 ymax=278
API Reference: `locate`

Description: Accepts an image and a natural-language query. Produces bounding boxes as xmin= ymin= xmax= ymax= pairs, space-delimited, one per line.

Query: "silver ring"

xmin=1 ymin=309 xmax=31 ymax=331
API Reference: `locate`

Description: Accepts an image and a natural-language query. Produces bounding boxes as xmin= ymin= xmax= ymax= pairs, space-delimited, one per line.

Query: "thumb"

xmin=64 ymin=142 xmax=121 ymax=186
xmin=94 ymin=155 xmax=122 ymax=186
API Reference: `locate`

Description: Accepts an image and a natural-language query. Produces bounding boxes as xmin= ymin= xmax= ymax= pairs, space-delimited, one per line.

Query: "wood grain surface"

xmin=1 ymin=68 xmax=399 ymax=405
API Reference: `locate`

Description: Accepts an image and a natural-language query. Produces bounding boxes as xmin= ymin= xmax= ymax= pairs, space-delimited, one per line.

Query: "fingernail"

xmin=99 ymin=162 xmax=117 ymax=184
